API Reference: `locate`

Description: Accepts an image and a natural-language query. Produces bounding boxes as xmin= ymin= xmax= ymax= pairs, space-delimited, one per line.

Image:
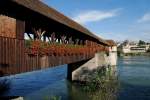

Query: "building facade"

xmin=118 ymin=41 xmax=150 ymax=54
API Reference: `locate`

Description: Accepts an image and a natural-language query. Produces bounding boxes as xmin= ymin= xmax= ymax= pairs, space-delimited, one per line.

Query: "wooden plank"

xmin=26 ymin=54 xmax=29 ymax=71
xmin=13 ymin=38 xmax=16 ymax=74
xmin=36 ymin=56 xmax=38 ymax=69
xmin=2 ymin=37 xmax=4 ymax=65
xmin=0 ymin=37 xmax=3 ymax=75
xmin=0 ymin=37 xmax=2 ymax=65
xmin=14 ymin=39 xmax=17 ymax=74
xmin=32 ymin=57 xmax=36 ymax=70
xmin=6 ymin=37 xmax=9 ymax=74
xmin=16 ymin=19 xmax=25 ymax=39
xmin=21 ymin=40 xmax=23 ymax=72
xmin=4 ymin=37 xmax=7 ymax=74
xmin=24 ymin=54 xmax=26 ymax=72
xmin=2 ymin=37 xmax=4 ymax=70
xmin=22 ymin=40 xmax=25 ymax=72
xmin=9 ymin=38 xmax=11 ymax=74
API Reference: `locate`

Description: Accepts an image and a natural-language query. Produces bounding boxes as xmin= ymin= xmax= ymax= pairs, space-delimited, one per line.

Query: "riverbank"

xmin=118 ymin=52 xmax=150 ymax=56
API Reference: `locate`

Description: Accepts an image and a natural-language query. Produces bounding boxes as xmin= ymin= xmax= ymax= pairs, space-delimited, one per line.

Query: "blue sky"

xmin=42 ymin=0 xmax=150 ymax=42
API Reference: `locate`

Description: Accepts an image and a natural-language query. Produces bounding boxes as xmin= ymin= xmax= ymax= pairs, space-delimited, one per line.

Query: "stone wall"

xmin=67 ymin=51 xmax=118 ymax=81
xmin=108 ymin=52 xmax=117 ymax=66
xmin=68 ymin=52 xmax=110 ymax=81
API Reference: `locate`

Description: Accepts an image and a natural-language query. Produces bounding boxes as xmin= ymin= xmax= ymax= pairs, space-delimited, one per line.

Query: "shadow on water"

xmin=0 ymin=77 xmax=21 ymax=100
xmin=0 ymin=78 xmax=10 ymax=95
xmin=1 ymin=65 xmax=67 ymax=97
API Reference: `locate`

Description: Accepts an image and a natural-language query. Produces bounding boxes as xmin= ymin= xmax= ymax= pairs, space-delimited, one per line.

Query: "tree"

xmin=138 ymin=40 xmax=145 ymax=45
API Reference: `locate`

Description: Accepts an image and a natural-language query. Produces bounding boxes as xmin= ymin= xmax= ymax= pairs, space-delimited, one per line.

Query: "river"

xmin=1 ymin=56 xmax=150 ymax=100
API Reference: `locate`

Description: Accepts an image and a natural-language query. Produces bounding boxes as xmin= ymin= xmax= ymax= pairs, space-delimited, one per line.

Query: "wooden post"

xmin=75 ymin=38 xmax=79 ymax=45
xmin=16 ymin=19 xmax=25 ymax=39
xmin=51 ymin=32 xmax=56 ymax=43
xmin=61 ymin=35 xmax=66 ymax=44
xmin=68 ymin=37 xmax=73 ymax=44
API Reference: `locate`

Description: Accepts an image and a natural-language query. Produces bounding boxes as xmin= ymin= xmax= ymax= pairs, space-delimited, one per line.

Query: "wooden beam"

xmin=16 ymin=19 xmax=25 ymax=39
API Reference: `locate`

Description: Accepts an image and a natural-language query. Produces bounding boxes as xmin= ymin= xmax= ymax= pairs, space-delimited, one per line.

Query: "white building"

xmin=118 ymin=41 xmax=149 ymax=54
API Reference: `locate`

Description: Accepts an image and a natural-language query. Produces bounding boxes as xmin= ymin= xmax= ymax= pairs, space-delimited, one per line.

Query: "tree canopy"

xmin=138 ymin=40 xmax=146 ymax=45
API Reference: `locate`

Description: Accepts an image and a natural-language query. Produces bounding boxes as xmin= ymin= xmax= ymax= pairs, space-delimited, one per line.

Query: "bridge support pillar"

xmin=67 ymin=52 xmax=109 ymax=81
xmin=67 ymin=59 xmax=89 ymax=81
xmin=108 ymin=51 xmax=117 ymax=66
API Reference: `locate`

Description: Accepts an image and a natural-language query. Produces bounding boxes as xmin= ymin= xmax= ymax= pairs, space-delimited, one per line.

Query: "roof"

xmin=106 ymin=40 xmax=117 ymax=46
xmin=10 ymin=0 xmax=108 ymax=45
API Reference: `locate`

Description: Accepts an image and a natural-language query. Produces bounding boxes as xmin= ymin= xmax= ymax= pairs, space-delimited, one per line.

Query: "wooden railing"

xmin=0 ymin=36 xmax=26 ymax=75
xmin=0 ymin=36 xmax=108 ymax=76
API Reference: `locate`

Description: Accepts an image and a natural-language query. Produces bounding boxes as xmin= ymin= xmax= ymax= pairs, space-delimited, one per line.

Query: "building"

xmin=118 ymin=40 xmax=150 ymax=54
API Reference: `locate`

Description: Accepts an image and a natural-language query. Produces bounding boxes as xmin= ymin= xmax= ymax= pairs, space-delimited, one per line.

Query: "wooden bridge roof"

xmin=10 ymin=0 xmax=108 ymax=45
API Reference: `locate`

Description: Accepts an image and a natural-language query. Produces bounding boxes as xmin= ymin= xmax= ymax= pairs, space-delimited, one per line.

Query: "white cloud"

xmin=72 ymin=9 xmax=121 ymax=24
xmin=138 ymin=13 xmax=150 ymax=23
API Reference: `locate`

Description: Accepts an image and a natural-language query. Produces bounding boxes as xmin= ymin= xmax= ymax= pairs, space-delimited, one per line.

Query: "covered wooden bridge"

xmin=0 ymin=0 xmax=109 ymax=76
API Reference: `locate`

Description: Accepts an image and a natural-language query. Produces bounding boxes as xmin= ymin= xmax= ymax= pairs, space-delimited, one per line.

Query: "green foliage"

xmin=138 ymin=40 xmax=146 ymax=45
xmin=81 ymin=68 xmax=106 ymax=92
xmin=44 ymin=95 xmax=61 ymax=100
xmin=77 ymin=67 xmax=119 ymax=100
xmin=25 ymin=40 xmax=33 ymax=48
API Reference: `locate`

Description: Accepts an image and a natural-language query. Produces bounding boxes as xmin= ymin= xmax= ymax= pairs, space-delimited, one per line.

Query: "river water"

xmin=1 ymin=56 xmax=150 ymax=100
